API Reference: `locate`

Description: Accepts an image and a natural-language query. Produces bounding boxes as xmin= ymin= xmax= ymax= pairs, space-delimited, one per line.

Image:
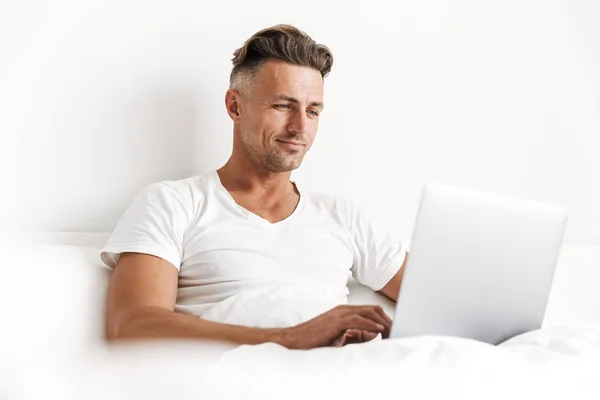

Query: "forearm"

xmin=109 ymin=306 xmax=284 ymax=346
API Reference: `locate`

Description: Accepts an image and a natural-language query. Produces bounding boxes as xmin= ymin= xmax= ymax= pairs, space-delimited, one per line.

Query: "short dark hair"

xmin=229 ymin=24 xmax=334 ymax=93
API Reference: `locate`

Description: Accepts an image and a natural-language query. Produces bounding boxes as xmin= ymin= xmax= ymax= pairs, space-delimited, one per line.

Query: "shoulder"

xmin=153 ymin=172 xmax=210 ymax=203
xmin=138 ymin=171 xmax=212 ymax=219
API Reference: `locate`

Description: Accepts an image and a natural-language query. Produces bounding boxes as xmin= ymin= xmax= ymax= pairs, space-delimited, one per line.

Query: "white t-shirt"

xmin=101 ymin=170 xmax=407 ymax=328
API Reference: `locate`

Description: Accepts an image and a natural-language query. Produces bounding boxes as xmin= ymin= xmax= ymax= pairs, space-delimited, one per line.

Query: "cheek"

xmin=245 ymin=113 xmax=274 ymax=139
xmin=267 ymin=111 xmax=289 ymax=128
xmin=309 ymin=120 xmax=319 ymax=138
xmin=263 ymin=112 xmax=289 ymax=140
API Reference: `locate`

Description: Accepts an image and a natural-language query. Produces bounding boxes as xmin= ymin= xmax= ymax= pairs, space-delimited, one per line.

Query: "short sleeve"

xmin=100 ymin=182 xmax=191 ymax=272
xmin=349 ymin=202 xmax=408 ymax=291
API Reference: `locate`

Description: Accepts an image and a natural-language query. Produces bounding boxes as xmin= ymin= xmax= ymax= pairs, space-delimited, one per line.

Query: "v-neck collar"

xmin=211 ymin=169 xmax=304 ymax=228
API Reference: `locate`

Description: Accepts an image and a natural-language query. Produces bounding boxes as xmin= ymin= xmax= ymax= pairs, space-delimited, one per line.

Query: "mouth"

xmin=276 ymin=139 xmax=304 ymax=150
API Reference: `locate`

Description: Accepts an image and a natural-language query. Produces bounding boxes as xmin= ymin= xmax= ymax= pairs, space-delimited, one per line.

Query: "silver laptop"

xmin=389 ymin=182 xmax=569 ymax=345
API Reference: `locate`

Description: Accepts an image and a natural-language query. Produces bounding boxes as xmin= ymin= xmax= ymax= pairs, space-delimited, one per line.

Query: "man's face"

xmin=234 ymin=59 xmax=324 ymax=173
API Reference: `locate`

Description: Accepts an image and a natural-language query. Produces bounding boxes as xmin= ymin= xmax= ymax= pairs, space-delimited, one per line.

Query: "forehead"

xmin=253 ymin=59 xmax=324 ymax=101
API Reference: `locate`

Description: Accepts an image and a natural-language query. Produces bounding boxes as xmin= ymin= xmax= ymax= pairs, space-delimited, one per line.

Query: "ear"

xmin=225 ymin=89 xmax=243 ymax=123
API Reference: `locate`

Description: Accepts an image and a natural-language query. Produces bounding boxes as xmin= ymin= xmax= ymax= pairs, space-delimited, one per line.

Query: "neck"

xmin=217 ymin=158 xmax=294 ymax=199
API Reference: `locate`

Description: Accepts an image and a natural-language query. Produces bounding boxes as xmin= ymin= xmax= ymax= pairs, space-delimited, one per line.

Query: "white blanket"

xmin=31 ymin=322 xmax=596 ymax=400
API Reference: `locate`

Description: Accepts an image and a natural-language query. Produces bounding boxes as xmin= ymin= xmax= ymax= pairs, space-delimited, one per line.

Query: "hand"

xmin=276 ymin=305 xmax=392 ymax=350
xmin=331 ymin=329 xmax=380 ymax=347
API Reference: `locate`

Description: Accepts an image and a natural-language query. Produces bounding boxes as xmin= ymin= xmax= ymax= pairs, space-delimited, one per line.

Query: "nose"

xmin=287 ymin=109 xmax=310 ymax=136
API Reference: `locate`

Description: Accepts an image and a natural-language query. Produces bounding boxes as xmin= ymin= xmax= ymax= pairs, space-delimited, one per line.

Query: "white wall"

xmin=1 ymin=0 xmax=598 ymax=245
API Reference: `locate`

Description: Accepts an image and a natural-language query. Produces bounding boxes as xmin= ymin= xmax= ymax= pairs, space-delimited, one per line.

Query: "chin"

xmin=268 ymin=162 xmax=301 ymax=173
xmin=272 ymin=165 xmax=299 ymax=173
xmin=264 ymin=155 xmax=303 ymax=173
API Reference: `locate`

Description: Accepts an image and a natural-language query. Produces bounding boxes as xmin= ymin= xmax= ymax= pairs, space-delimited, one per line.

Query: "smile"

xmin=277 ymin=140 xmax=304 ymax=150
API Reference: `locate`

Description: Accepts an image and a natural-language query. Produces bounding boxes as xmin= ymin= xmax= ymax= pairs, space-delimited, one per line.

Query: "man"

xmin=101 ymin=24 xmax=409 ymax=350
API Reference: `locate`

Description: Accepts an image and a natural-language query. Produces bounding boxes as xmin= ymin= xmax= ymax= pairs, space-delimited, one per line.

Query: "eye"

xmin=308 ymin=110 xmax=320 ymax=117
xmin=274 ymin=104 xmax=291 ymax=110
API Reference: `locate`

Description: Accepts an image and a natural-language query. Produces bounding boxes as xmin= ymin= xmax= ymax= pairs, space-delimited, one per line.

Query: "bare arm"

xmin=377 ymin=251 xmax=409 ymax=302
xmin=106 ymin=252 xmax=281 ymax=345
xmin=106 ymin=252 xmax=392 ymax=348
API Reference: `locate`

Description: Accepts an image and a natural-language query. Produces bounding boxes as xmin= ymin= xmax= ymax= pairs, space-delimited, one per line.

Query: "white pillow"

xmin=0 ymin=243 xmax=111 ymax=361
xmin=347 ymin=276 xmax=396 ymax=317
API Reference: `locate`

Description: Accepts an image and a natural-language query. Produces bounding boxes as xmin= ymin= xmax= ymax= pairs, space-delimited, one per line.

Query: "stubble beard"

xmin=241 ymin=133 xmax=304 ymax=173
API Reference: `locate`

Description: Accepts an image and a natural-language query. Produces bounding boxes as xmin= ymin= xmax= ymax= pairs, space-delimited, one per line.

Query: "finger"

xmin=343 ymin=330 xmax=378 ymax=346
xmin=369 ymin=305 xmax=393 ymax=327
xmin=344 ymin=315 xmax=386 ymax=334
xmin=331 ymin=334 xmax=346 ymax=347
xmin=331 ymin=329 xmax=353 ymax=347
xmin=344 ymin=329 xmax=362 ymax=338
xmin=356 ymin=308 xmax=391 ymax=338
xmin=344 ymin=305 xmax=392 ymax=328
xmin=361 ymin=330 xmax=379 ymax=342
xmin=367 ymin=306 xmax=393 ymax=338
xmin=341 ymin=329 xmax=362 ymax=346
xmin=337 ymin=306 xmax=392 ymax=338
xmin=341 ymin=306 xmax=388 ymax=328
xmin=379 ymin=308 xmax=393 ymax=326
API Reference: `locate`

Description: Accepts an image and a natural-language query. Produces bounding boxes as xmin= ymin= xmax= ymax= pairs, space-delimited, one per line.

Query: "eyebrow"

xmin=273 ymin=94 xmax=324 ymax=109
